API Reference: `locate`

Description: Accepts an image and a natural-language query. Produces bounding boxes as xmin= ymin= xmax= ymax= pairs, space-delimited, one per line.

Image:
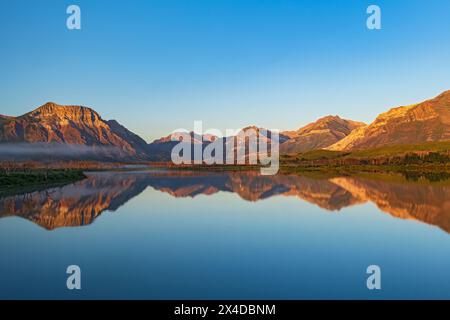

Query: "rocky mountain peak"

xmin=0 ymin=102 xmax=150 ymax=160
xmin=327 ymin=90 xmax=450 ymax=151
xmin=25 ymin=102 xmax=102 ymax=123
xmin=279 ymin=115 xmax=366 ymax=154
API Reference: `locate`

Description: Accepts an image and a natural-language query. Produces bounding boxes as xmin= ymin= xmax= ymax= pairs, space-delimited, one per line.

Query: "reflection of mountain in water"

xmin=330 ymin=176 xmax=450 ymax=233
xmin=0 ymin=170 xmax=449 ymax=233
xmin=0 ymin=172 xmax=150 ymax=230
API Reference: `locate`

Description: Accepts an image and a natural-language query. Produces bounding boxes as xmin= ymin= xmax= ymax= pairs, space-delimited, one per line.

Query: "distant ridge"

xmin=2 ymin=90 xmax=450 ymax=162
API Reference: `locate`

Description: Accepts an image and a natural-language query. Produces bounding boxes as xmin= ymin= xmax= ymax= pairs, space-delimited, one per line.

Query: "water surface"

xmin=0 ymin=170 xmax=449 ymax=299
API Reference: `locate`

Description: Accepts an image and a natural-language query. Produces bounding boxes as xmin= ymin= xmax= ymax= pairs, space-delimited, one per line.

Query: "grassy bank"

xmin=282 ymin=141 xmax=450 ymax=162
xmin=0 ymin=169 xmax=86 ymax=195
xmin=280 ymin=163 xmax=450 ymax=173
xmin=280 ymin=141 xmax=450 ymax=173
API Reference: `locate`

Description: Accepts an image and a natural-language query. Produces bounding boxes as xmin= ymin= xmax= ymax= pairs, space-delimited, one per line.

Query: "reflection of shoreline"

xmin=0 ymin=171 xmax=449 ymax=233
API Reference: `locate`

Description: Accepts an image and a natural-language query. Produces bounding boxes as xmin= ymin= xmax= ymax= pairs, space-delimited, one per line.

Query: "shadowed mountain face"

xmin=0 ymin=170 xmax=449 ymax=233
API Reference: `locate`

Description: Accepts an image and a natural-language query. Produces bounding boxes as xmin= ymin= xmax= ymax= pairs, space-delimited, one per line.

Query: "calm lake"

xmin=0 ymin=169 xmax=449 ymax=299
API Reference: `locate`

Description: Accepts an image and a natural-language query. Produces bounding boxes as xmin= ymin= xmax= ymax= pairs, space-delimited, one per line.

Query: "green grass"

xmin=158 ymin=141 xmax=450 ymax=176
xmin=282 ymin=149 xmax=348 ymax=161
xmin=283 ymin=141 xmax=450 ymax=161
xmin=0 ymin=169 xmax=86 ymax=196
xmin=281 ymin=141 xmax=450 ymax=174
xmin=280 ymin=141 xmax=450 ymax=176
xmin=349 ymin=141 xmax=450 ymax=158
xmin=281 ymin=164 xmax=450 ymax=184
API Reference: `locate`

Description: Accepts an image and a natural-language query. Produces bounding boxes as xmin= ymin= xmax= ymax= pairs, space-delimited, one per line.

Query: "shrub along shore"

xmin=0 ymin=169 xmax=86 ymax=195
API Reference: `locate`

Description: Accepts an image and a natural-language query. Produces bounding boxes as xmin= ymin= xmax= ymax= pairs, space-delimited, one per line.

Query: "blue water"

xmin=0 ymin=171 xmax=448 ymax=299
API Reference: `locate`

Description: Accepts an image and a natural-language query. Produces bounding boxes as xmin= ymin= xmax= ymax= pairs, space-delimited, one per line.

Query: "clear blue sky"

xmin=1 ymin=0 xmax=450 ymax=142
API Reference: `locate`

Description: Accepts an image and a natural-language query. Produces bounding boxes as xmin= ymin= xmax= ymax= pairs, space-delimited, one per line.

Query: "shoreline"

xmin=0 ymin=169 xmax=86 ymax=196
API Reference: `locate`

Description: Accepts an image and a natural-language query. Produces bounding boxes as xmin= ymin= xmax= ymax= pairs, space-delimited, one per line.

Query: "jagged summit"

xmin=23 ymin=102 xmax=103 ymax=122
xmin=0 ymin=102 xmax=149 ymax=160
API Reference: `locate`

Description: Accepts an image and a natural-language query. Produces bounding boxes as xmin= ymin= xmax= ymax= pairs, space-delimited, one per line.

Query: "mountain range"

xmin=1 ymin=90 xmax=450 ymax=161
xmin=1 ymin=171 xmax=448 ymax=233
